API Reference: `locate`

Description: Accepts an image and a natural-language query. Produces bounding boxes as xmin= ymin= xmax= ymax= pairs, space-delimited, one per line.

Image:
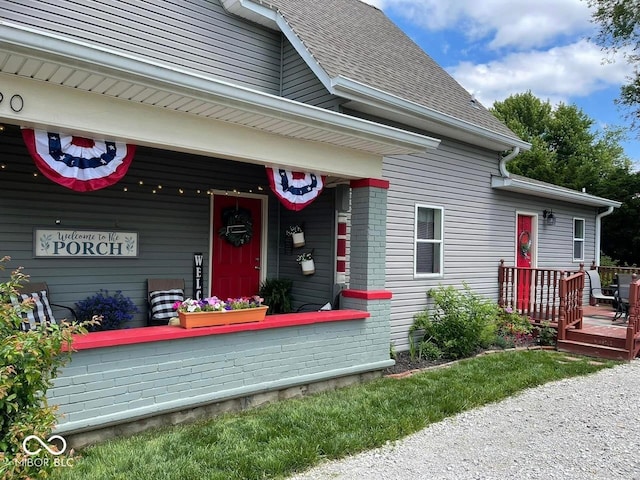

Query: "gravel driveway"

xmin=289 ymin=359 xmax=640 ymax=480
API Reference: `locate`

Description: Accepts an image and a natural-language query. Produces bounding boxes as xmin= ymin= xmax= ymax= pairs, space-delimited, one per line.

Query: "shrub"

xmin=0 ymin=256 xmax=95 ymax=479
xmin=409 ymin=284 xmax=500 ymax=360
xmin=535 ymin=321 xmax=558 ymax=347
xmin=258 ymin=278 xmax=293 ymax=314
xmin=75 ymin=289 xmax=139 ymax=331
xmin=495 ymin=307 xmax=534 ymax=348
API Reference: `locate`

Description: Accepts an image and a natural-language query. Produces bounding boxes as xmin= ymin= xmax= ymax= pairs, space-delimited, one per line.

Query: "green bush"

xmin=495 ymin=307 xmax=534 ymax=348
xmin=258 ymin=278 xmax=293 ymax=314
xmin=535 ymin=321 xmax=558 ymax=347
xmin=0 ymin=256 xmax=95 ymax=479
xmin=409 ymin=284 xmax=500 ymax=360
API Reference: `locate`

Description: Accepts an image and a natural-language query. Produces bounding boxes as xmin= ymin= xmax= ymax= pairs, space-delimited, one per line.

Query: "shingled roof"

xmin=256 ymin=0 xmax=526 ymax=150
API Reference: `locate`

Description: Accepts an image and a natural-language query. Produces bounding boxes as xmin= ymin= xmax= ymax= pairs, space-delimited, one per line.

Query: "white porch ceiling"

xmin=0 ymin=22 xmax=440 ymax=158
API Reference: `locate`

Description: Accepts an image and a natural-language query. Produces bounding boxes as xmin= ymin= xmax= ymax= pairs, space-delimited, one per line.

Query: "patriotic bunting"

xmin=21 ymin=128 xmax=135 ymax=192
xmin=266 ymin=167 xmax=326 ymax=211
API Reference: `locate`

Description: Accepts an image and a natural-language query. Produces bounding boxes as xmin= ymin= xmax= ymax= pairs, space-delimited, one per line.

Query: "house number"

xmin=10 ymin=94 xmax=24 ymax=112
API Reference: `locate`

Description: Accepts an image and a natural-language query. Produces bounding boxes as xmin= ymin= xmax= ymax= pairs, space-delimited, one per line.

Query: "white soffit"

xmin=0 ymin=21 xmax=440 ymax=157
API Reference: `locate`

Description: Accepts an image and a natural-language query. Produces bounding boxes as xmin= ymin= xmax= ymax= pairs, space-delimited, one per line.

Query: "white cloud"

xmin=448 ymin=40 xmax=633 ymax=108
xmin=379 ymin=0 xmax=593 ymax=50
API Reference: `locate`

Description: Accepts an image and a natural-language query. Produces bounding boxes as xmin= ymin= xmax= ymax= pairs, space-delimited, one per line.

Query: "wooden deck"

xmin=498 ymin=262 xmax=640 ymax=361
xmin=556 ymin=305 xmax=630 ymax=360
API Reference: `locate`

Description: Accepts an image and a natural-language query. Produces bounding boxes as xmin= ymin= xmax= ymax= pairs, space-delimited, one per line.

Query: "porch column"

xmin=341 ymin=178 xmax=393 ymax=364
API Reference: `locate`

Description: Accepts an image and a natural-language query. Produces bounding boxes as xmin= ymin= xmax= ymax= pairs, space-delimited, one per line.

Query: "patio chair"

xmin=613 ymin=274 xmax=633 ymax=321
xmin=147 ymin=278 xmax=185 ymax=326
xmin=585 ymin=270 xmax=615 ymax=305
xmin=13 ymin=282 xmax=77 ymax=330
xmin=295 ymin=292 xmax=341 ymax=313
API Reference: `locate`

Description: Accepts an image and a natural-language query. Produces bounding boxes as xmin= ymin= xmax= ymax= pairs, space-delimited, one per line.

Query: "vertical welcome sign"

xmin=193 ymin=253 xmax=203 ymax=300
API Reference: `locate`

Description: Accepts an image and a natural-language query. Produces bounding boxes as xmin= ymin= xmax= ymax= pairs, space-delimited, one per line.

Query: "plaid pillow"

xmin=11 ymin=290 xmax=56 ymax=331
xmin=149 ymin=289 xmax=184 ymax=323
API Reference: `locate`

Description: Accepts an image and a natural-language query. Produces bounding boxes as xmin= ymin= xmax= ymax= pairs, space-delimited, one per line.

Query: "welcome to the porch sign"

xmin=34 ymin=229 xmax=139 ymax=258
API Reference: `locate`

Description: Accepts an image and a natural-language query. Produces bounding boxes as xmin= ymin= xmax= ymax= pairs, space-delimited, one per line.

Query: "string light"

xmin=4 ymin=166 xmax=269 ymax=197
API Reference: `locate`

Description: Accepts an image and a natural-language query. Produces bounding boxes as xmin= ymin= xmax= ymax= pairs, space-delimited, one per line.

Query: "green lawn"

xmin=52 ymin=350 xmax=619 ymax=480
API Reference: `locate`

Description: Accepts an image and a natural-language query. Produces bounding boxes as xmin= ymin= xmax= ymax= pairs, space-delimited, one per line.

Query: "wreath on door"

xmin=219 ymin=207 xmax=253 ymax=247
xmin=519 ymin=230 xmax=531 ymax=260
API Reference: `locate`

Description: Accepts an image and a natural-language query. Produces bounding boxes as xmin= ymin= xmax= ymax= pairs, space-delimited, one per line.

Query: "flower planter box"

xmin=178 ymin=306 xmax=268 ymax=329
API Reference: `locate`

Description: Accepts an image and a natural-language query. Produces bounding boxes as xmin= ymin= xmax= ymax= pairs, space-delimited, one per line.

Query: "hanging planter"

xmin=292 ymin=232 xmax=305 ymax=248
xmin=300 ymin=259 xmax=315 ymax=275
xmin=297 ymin=251 xmax=315 ymax=276
xmin=286 ymin=225 xmax=305 ymax=248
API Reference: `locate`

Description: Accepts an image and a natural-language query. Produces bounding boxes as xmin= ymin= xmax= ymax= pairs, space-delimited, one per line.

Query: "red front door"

xmin=516 ymin=215 xmax=534 ymax=309
xmin=211 ymin=195 xmax=262 ymax=300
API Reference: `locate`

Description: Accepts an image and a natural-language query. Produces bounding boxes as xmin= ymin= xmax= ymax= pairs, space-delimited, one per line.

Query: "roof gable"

xmin=229 ymin=0 xmax=528 ymax=151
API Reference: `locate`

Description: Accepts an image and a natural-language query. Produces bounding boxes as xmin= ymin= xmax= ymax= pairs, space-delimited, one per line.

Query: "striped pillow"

xmin=11 ymin=290 xmax=56 ymax=331
xmin=149 ymin=289 xmax=184 ymax=324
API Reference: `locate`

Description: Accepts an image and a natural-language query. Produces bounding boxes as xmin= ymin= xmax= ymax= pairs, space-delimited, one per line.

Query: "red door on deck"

xmin=212 ymin=195 xmax=262 ymax=300
xmin=516 ymin=215 xmax=534 ymax=309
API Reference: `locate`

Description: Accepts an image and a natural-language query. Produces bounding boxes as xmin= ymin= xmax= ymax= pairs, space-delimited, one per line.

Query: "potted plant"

xmin=297 ymin=251 xmax=315 ymax=276
xmin=259 ymin=278 xmax=293 ymax=314
xmin=75 ymin=289 xmax=139 ymax=331
xmin=173 ymin=295 xmax=268 ymax=328
xmin=286 ymin=225 xmax=305 ymax=248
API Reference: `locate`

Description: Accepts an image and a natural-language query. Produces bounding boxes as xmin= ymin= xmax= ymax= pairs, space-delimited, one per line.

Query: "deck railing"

xmin=498 ymin=260 xmax=584 ymax=328
xmin=626 ymin=277 xmax=640 ymax=359
xmin=556 ymin=270 xmax=584 ymax=341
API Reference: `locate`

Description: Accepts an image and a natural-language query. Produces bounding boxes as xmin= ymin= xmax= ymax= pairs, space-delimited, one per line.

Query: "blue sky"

xmin=362 ymin=0 xmax=638 ymax=165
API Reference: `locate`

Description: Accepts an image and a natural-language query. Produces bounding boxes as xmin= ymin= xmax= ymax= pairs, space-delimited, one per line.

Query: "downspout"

xmin=595 ymin=206 xmax=615 ymax=267
xmin=499 ymin=146 xmax=520 ymax=178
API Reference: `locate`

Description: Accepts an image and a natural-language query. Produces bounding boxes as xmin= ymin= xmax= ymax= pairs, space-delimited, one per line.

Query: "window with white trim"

xmin=573 ymin=218 xmax=585 ymax=261
xmin=414 ymin=205 xmax=443 ymax=276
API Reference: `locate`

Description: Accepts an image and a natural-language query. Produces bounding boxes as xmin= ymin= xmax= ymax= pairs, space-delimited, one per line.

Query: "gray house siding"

xmin=4 ymin=1 xmax=348 ymax=113
xmin=276 ymin=194 xmax=338 ymax=311
xmin=3 ymin=0 xmax=283 ymax=94
xmin=281 ymin=39 xmax=344 ymax=111
xmin=0 ymin=126 xmax=336 ymax=326
xmin=383 ymin=138 xmax=599 ymax=350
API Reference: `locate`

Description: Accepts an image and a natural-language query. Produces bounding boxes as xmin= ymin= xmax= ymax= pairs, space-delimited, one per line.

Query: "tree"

xmin=491 ymin=92 xmax=640 ymax=265
xmin=587 ymin=0 xmax=640 ymax=128
xmin=491 ymin=92 xmax=631 ymax=191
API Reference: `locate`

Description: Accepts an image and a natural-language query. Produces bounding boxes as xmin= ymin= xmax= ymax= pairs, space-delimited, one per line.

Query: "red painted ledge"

xmin=68 ymin=310 xmax=370 ymax=351
xmin=349 ymin=178 xmax=390 ymax=189
xmin=341 ymin=289 xmax=393 ymax=300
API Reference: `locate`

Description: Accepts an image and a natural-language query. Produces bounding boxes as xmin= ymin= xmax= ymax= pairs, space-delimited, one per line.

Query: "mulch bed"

xmin=383 ymin=351 xmax=451 ymax=376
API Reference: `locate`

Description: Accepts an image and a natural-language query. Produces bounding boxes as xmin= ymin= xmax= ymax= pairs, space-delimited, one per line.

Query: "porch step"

xmin=557 ymin=340 xmax=631 ymax=360
xmin=564 ymin=330 xmax=627 ymax=349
